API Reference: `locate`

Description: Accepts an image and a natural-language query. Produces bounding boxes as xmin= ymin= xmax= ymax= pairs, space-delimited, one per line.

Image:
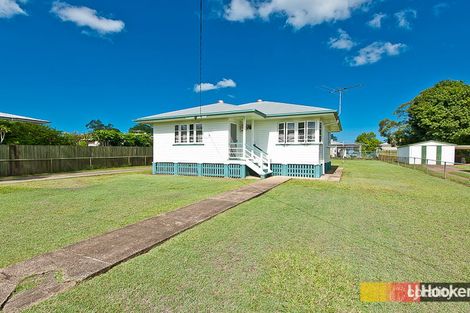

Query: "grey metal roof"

xmin=239 ymin=101 xmax=334 ymax=115
xmin=0 ymin=112 xmax=49 ymax=124
xmin=136 ymin=100 xmax=336 ymax=122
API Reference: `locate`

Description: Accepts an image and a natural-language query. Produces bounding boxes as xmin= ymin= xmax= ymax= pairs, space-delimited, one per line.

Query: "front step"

xmin=246 ymin=159 xmax=272 ymax=179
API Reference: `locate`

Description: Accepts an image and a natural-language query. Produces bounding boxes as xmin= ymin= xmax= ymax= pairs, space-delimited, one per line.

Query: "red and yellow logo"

xmin=360 ymin=282 xmax=421 ymax=302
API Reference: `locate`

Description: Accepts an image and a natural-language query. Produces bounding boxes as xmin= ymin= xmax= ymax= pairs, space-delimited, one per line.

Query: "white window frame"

xmin=196 ymin=123 xmax=203 ymax=143
xmin=286 ymin=122 xmax=295 ymax=143
xmin=174 ymin=123 xmax=203 ymax=144
xmin=277 ymin=120 xmax=318 ymax=144
xmin=298 ymin=121 xmax=305 ymax=143
xmin=278 ymin=122 xmax=286 ymax=143
xmin=174 ymin=125 xmax=180 ymax=143
xmin=307 ymin=121 xmax=316 ymax=143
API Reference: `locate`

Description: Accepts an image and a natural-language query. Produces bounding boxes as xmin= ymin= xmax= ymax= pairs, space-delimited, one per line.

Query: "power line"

xmin=199 ymin=0 xmax=204 ymax=116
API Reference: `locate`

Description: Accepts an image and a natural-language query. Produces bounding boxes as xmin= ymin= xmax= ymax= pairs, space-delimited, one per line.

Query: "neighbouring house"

xmin=0 ymin=112 xmax=49 ymax=124
xmin=379 ymin=142 xmax=397 ymax=152
xmin=136 ymin=100 xmax=341 ymax=178
xmin=329 ymin=140 xmax=362 ymax=158
xmin=397 ymin=140 xmax=456 ymax=165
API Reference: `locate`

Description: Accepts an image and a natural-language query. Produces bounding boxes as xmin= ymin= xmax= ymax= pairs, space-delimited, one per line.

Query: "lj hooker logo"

xmin=360 ymin=282 xmax=470 ymax=302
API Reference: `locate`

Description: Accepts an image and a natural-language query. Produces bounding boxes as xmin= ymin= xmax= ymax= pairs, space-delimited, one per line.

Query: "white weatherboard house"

xmin=136 ymin=100 xmax=341 ymax=179
xmin=397 ymin=140 xmax=456 ymax=165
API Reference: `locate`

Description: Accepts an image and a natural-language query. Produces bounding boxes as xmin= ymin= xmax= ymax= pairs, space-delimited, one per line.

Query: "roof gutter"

xmin=134 ymin=109 xmax=266 ymax=123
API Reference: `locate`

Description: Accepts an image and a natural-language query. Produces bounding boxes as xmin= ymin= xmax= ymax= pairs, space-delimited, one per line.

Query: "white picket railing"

xmin=229 ymin=143 xmax=271 ymax=173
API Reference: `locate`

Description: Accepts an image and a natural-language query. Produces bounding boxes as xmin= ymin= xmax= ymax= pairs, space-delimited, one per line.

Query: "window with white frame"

xmin=174 ymin=125 xmax=179 ymax=143
xmin=307 ymin=121 xmax=316 ymax=143
xmin=174 ymin=123 xmax=203 ymax=143
xmin=196 ymin=124 xmax=203 ymax=142
xmin=278 ymin=123 xmax=285 ymax=143
xmin=286 ymin=122 xmax=295 ymax=143
xmin=278 ymin=121 xmax=317 ymax=144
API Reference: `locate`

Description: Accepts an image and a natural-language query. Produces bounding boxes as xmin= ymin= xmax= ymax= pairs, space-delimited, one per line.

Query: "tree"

xmin=355 ymin=132 xmax=381 ymax=153
xmin=129 ymin=123 xmax=152 ymax=135
xmin=0 ymin=121 xmax=73 ymax=145
xmin=406 ymin=80 xmax=470 ymax=144
xmin=122 ymin=132 xmax=152 ymax=146
xmin=0 ymin=125 xmax=10 ymax=144
xmin=91 ymin=129 xmax=123 ymax=146
xmin=378 ymin=118 xmax=400 ymax=146
xmin=330 ymin=134 xmax=338 ymax=142
xmin=379 ymin=80 xmax=470 ymax=145
xmin=86 ymin=120 xmax=117 ymax=132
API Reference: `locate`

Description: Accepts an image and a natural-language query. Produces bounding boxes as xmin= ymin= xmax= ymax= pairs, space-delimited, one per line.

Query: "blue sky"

xmin=1 ymin=0 xmax=469 ymax=142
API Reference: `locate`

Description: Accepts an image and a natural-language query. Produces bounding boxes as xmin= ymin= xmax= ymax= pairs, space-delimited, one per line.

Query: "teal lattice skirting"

xmin=270 ymin=163 xmax=326 ymax=178
xmin=153 ymin=162 xmax=330 ymax=179
xmin=153 ymin=162 xmax=246 ymax=178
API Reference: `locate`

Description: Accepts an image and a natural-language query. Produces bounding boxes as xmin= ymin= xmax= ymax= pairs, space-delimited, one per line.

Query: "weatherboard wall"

xmin=152 ymin=119 xmax=229 ymax=163
xmin=252 ymin=118 xmax=325 ymax=165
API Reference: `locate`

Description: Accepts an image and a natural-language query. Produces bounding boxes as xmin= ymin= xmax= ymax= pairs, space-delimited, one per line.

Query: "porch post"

xmin=251 ymin=119 xmax=255 ymax=146
xmin=242 ymin=117 xmax=247 ymax=159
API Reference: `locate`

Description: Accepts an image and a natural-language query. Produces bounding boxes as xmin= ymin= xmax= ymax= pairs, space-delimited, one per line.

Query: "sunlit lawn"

xmin=0 ymin=171 xmax=249 ymax=268
xmin=22 ymin=160 xmax=470 ymax=312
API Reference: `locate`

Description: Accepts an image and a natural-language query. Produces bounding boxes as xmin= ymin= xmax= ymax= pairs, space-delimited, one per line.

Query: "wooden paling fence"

xmin=0 ymin=145 xmax=153 ymax=177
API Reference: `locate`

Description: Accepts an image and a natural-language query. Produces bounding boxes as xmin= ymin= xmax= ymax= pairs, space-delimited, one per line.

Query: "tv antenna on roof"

xmin=319 ymin=84 xmax=362 ymax=116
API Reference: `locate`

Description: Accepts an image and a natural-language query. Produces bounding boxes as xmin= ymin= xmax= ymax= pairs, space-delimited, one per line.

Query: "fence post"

xmin=89 ymin=157 xmax=92 ymax=169
xmin=444 ymin=162 xmax=447 ymax=179
xmin=50 ymin=158 xmax=53 ymax=172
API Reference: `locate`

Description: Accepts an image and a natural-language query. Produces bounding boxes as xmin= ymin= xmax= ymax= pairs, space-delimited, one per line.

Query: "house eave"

xmin=134 ymin=109 xmax=266 ymax=123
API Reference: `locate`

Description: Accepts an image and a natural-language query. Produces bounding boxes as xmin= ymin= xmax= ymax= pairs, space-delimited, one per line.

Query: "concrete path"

xmin=320 ymin=166 xmax=343 ymax=182
xmin=0 ymin=167 xmax=150 ymax=185
xmin=0 ymin=176 xmax=290 ymax=312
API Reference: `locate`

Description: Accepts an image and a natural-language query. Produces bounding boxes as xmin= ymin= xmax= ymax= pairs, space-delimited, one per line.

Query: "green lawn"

xmin=9 ymin=161 xmax=470 ymax=312
xmin=0 ymin=171 xmax=250 ymax=268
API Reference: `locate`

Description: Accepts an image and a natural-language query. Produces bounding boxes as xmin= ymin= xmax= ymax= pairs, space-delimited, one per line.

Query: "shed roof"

xmin=398 ymin=140 xmax=457 ymax=147
xmin=0 ymin=112 xmax=49 ymax=124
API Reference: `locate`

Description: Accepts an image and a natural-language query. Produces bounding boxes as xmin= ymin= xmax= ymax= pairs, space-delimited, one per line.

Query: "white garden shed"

xmin=397 ymin=140 xmax=456 ymax=165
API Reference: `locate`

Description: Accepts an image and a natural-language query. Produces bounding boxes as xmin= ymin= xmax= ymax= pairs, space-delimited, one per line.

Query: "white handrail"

xmin=229 ymin=143 xmax=272 ymax=172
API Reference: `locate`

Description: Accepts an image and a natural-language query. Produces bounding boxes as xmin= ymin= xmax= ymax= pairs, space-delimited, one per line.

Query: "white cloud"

xmin=224 ymin=0 xmax=372 ymax=29
xmin=225 ymin=0 xmax=256 ymax=22
xmin=433 ymin=3 xmax=448 ymax=17
xmin=328 ymin=29 xmax=355 ymax=50
xmin=194 ymin=78 xmax=237 ymax=93
xmin=348 ymin=42 xmax=407 ymax=66
xmin=394 ymin=9 xmax=417 ymax=29
xmin=51 ymin=1 xmax=125 ymax=34
xmin=367 ymin=12 xmax=386 ymax=28
xmin=0 ymin=0 xmax=27 ymax=18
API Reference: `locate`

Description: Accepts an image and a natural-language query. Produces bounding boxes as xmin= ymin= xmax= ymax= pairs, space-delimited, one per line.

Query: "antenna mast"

xmin=320 ymin=84 xmax=361 ymax=116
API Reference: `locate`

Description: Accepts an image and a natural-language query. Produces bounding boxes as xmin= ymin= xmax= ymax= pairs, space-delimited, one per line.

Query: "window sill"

xmin=173 ymin=143 xmax=204 ymax=146
xmin=276 ymin=142 xmax=322 ymax=146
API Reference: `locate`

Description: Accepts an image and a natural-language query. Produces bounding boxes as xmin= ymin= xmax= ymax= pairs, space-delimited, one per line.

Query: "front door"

xmin=230 ymin=123 xmax=238 ymax=143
